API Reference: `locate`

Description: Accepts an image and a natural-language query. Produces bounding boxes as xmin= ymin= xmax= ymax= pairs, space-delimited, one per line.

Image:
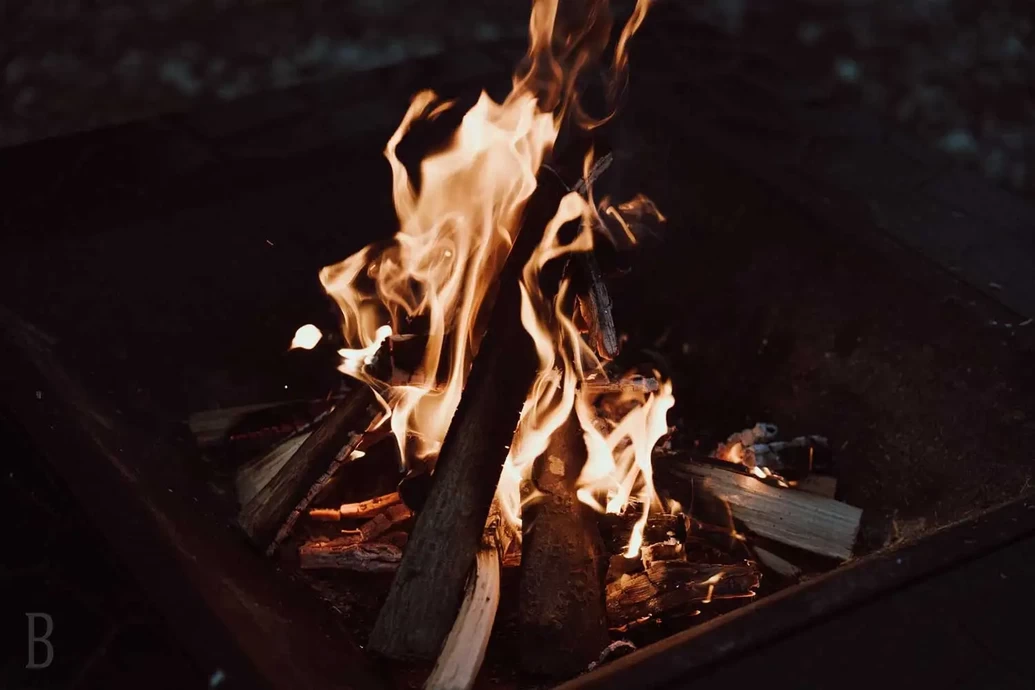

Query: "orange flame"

xmin=302 ymin=0 xmax=665 ymax=555
xmin=290 ymin=323 xmax=323 ymax=350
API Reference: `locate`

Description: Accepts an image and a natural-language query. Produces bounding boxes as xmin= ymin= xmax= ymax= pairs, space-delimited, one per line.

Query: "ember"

xmin=208 ymin=0 xmax=863 ymax=685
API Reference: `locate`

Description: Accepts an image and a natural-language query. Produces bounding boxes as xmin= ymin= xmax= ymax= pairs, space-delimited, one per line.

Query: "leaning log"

xmin=237 ymin=385 xmax=381 ymax=548
xmin=606 ymin=560 xmax=761 ymax=629
xmin=660 ymin=457 xmax=862 ymax=560
xmin=369 ymin=171 xmax=573 ymax=661
xmin=518 ymin=413 xmax=610 ymax=676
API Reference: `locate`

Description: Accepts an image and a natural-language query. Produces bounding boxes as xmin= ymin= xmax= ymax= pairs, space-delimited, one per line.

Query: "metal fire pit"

xmin=3 ymin=28 xmax=1034 ymax=689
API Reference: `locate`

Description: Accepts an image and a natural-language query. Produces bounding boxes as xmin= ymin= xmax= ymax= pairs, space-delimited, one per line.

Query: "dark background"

xmin=3 ymin=0 xmax=1033 ymax=198
xmin=2 ymin=1 xmax=1033 ymax=688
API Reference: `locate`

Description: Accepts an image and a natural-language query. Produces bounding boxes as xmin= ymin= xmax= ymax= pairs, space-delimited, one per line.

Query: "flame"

xmin=290 ymin=324 xmax=323 ymax=350
xmin=300 ymin=0 xmax=664 ymax=555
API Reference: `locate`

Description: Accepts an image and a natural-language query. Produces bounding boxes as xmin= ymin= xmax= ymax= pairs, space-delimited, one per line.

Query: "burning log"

xmin=660 ymin=457 xmax=862 ymax=561
xmin=298 ymin=541 xmax=402 ymax=572
xmin=606 ymin=560 xmax=761 ymax=630
xmin=236 ymin=385 xmax=382 ymax=549
xmin=518 ymin=413 xmax=610 ymax=677
xmin=369 ymin=170 xmax=573 ymax=661
xmin=424 ymin=503 xmax=515 ymax=690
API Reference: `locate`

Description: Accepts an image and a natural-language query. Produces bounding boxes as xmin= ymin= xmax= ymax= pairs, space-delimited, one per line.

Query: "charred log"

xmin=298 ymin=541 xmax=402 ymax=572
xmin=518 ymin=413 xmax=610 ymax=677
xmin=573 ymin=251 xmax=620 ymax=360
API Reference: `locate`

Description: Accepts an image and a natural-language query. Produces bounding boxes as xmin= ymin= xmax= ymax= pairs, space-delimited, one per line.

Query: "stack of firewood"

xmin=184 ymin=152 xmax=864 ymax=688
xmin=183 ymin=28 xmax=866 ymax=677
xmin=189 ymin=387 xmax=861 ymax=684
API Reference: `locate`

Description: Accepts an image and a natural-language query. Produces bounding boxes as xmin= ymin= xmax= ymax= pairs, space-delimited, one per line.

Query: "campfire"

xmin=196 ymin=0 xmax=863 ymax=685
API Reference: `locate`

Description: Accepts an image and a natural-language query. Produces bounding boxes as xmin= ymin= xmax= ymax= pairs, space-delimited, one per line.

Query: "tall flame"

xmin=303 ymin=0 xmax=669 ymax=554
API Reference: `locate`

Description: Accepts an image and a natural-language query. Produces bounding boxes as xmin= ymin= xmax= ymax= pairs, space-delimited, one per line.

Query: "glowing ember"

xmin=299 ymin=0 xmax=669 ymax=556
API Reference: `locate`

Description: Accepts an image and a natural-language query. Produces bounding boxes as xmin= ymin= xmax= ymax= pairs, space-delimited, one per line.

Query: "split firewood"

xmin=236 ymin=432 xmax=311 ymax=508
xmin=306 ymin=491 xmax=402 ymax=521
xmin=795 ymin=473 xmax=838 ymax=499
xmin=518 ymin=412 xmax=610 ymax=677
xmin=370 ymin=168 xmax=573 ymax=661
xmin=188 ymin=398 xmax=336 ymax=448
xmin=606 ymin=560 xmax=761 ymax=630
xmin=297 ymin=504 xmax=412 ymax=571
xmin=659 ymin=457 xmax=862 ymax=561
xmin=236 ymin=384 xmax=383 ymax=551
xmin=308 ymin=507 xmax=342 ymax=522
xmin=424 ymin=502 xmax=515 ymax=690
xmin=753 ymin=546 xmax=802 ymax=579
xmin=341 ymin=503 xmax=413 ymax=543
xmin=340 ymin=491 xmax=402 ymax=518
xmin=581 ymin=374 xmax=658 ymax=395
xmin=298 ymin=541 xmax=402 ymax=572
